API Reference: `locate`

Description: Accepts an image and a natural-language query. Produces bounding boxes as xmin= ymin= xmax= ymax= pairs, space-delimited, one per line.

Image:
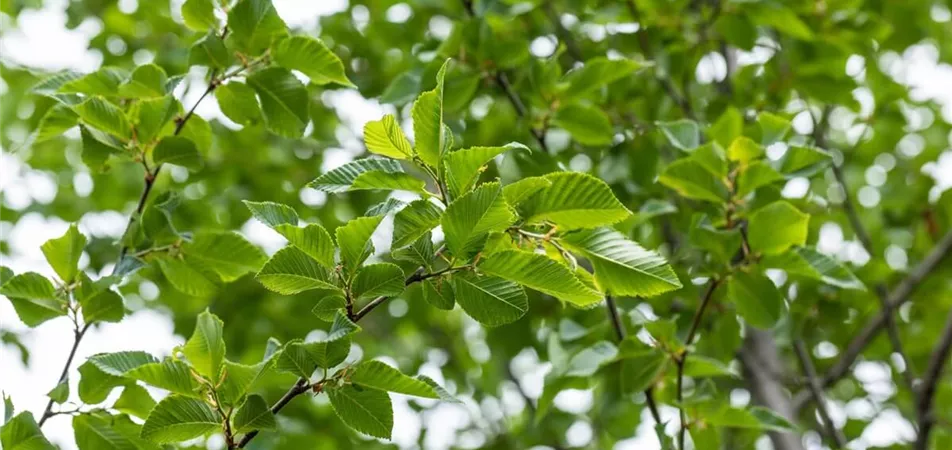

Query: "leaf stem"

xmin=675 ymin=278 xmax=720 ymax=449
xmin=605 ymin=296 xmax=663 ymax=426
xmin=38 ymin=322 xmax=91 ymax=427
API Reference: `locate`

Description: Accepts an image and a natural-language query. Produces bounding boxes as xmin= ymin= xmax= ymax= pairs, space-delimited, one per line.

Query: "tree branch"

xmin=795 ymin=228 xmax=952 ymax=410
xmin=38 ymin=322 xmax=91 ymax=427
xmin=740 ymin=329 xmax=805 ymax=450
xmin=605 ymin=296 xmax=663 ymax=426
xmin=793 ymin=339 xmax=846 ymax=448
xmin=914 ymin=307 xmax=952 ymax=450
xmin=676 ymin=279 xmax=720 ymax=449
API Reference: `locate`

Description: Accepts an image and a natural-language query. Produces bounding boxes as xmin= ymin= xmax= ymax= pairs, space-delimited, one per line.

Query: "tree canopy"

xmin=2 ymin=0 xmax=952 ymax=449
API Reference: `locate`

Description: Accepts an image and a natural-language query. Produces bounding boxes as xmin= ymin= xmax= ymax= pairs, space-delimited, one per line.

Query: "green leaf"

xmin=0 ymin=272 xmax=66 ymax=327
xmin=736 ymin=161 xmax=783 ymax=197
xmin=657 ymin=119 xmax=700 ymax=150
xmin=126 ymin=359 xmax=202 ymax=397
xmin=659 ymin=159 xmax=728 ymax=202
xmin=79 ymin=126 xmax=121 ymax=172
xmin=350 ymin=170 xmax=427 ymax=194
xmin=411 ymin=59 xmax=449 ymax=168
xmin=442 ymin=182 xmax=515 ymax=257
xmin=503 ymin=176 xmax=552 ymax=207
xmin=366 ymin=198 xmax=406 ymax=216
xmin=392 ymin=232 xmax=434 ymax=269
xmin=709 ymin=107 xmax=743 ymax=147
xmin=135 ymin=95 xmax=178 ymax=145
xmin=183 ymin=231 xmax=266 ymax=282
xmin=559 ymin=57 xmax=644 ymax=99
xmin=243 ymin=200 xmax=298 ymax=228
xmin=312 ymin=295 xmax=347 ymax=321
xmin=217 ymin=360 xmax=273 ymax=407
xmin=3 ymin=394 xmax=12 ymax=424
xmin=452 ymin=273 xmax=528 ymax=326
xmin=327 ymin=385 xmax=392 ymax=439
xmin=692 ymin=142 xmax=728 ymax=178
xmin=392 ymin=200 xmax=442 ymax=248
xmin=553 ymin=104 xmax=614 ymax=146
xmin=478 ymin=250 xmax=602 ymax=307
xmin=89 ymin=351 xmax=159 ymax=376
xmin=226 ymin=0 xmax=287 ymax=55
xmin=1 ymin=412 xmax=54 ymax=450
xmin=181 ymin=0 xmax=217 ymax=31
xmin=40 ymin=224 xmax=86 ymax=283
xmin=179 ymin=114 xmax=212 ymax=151
xmin=421 ymin=278 xmax=455 ymax=310
xmin=247 ymin=67 xmax=308 ymax=138
xmin=78 ymin=289 xmax=124 ymax=324
xmin=762 ymin=246 xmax=865 ymax=290
xmin=47 ymin=380 xmax=68 ymax=404
xmin=232 ymin=395 xmax=275 ymax=433
xmin=277 ymin=336 xmax=350 ymax=375
xmin=307 ymin=158 xmax=405 ymax=193
xmin=153 ymin=136 xmax=202 ymax=171
xmin=727 ymin=271 xmax=784 ymax=329
xmin=363 ymin=114 xmax=413 ymax=160
xmin=444 ymin=142 xmax=528 ymax=197
xmin=748 ymin=201 xmax=809 ymax=255
xmin=271 ymin=35 xmax=354 ymax=87
xmin=118 ymin=64 xmax=168 ymax=98
xmin=561 ymin=228 xmax=681 ymax=297
xmin=620 ymin=349 xmax=668 ymax=394
xmin=336 ymin=216 xmax=383 ymax=275
xmin=58 ymin=68 xmax=127 ymax=96
xmin=757 ymin=112 xmax=791 ymax=145
xmin=727 ymin=136 xmax=764 ymax=163
xmin=352 ymin=263 xmax=404 ymax=301
xmin=778 ymin=145 xmax=832 ymax=176
xmin=215 ymin=82 xmax=261 ymax=125
xmin=157 ymin=257 xmax=218 ymax=296
xmin=256 ymin=246 xmax=339 ymax=295
xmin=565 ymin=341 xmax=618 ymax=377
xmin=351 ymin=360 xmax=438 ymax=398
xmin=140 ymin=395 xmax=220 ymax=443
xmin=683 ymin=355 xmax=738 ymax=378
xmin=748 ymin=4 xmax=814 ymax=40
xmin=703 ymin=405 xmax=798 ymax=432
xmin=35 ymin=104 xmax=78 ymax=142
xmin=72 ymin=97 xmax=131 ymax=139
xmin=77 ymin=361 xmax=127 ymax=404
xmin=188 ymin=32 xmax=232 ymax=69
xmin=74 ymin=412 xmax=146 ymax=450
xmin=183 ymin=311 xmax=226 ymax=383
xmin=522 ymin=172 xmax=630 ymax=230
xmin=275 ymin=224 xmax=337 ymax=269
xmin=113 ymin=385 xmax=157 ymax=419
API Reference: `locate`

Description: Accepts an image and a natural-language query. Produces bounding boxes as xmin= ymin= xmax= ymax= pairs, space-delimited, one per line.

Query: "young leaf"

xmin=747 ymin=201 xmax=809 ymax=255
xmin=0 ymin=272 xmax=67 ymax=327
xmin=183 ymin=311 xmax=226 ymax=383
xmin=363 ymin=114 xmax=414 ymax=160
xmin=72 ymin=97 xmax=131 ymax=140
xmin=727 ymin=271 xmax=784 ymax=329
xmin=181 ymin=0 xmax=217 ymax=31
xmin=619 ymin=350 xmax=668 ymax=394
xmin=553 ymin=103 xmax=614 ymax=146
xmin=74 ymin=412 xmax=144 ymax=449
xmin=40 ymin=224 xmax=86 ymax=283
xmin=226 ymin=0 xmax=287 ymax=55
xmin=78 ymin=289 xmax=124 ymax=324
xmin=257 ymin=246 xmax=339 ymax=295
xmin=247 ymin=67 xmax=309 ymax=138
xmin=313 ymin=295 xmax=347 ymax=321
xmin=156 ymin=257 xmax=218 ymax=297
xmin=277 ymin=338 xmax=350 ymax=376
xmin=522 ymin=172 xmax=630 ymax=229
xmin=736 ymin=161 xmax=783 ymax=197
xmin=113 ymin=385 xmax=157 ymax=419
xmin=658 ymin=159 xmax=728 ymax=203
xmin=89 ymin=351 xmax=160 ymax=376
xmin=271 ymin=35 xmax=354 ymax=87
xmin=188 ymin=32 xmax=232 ymax=69
xmin=443 ymin=142 xmax=528 ymax=197
xmin=350 ymin=170 xmax=427 ymax=194
xmin=352 ymin=263 xmax=404 ymax=301
xmin=778 ymin=146 xmax=831 ymax=176
xmin=1 ymin=412 xmax=55 ymax=450
xmin=564 ymin=341 xmax=618 ymax=377
xmin=761 ymin=246 xmax=865 ymax=290
xmin=183 ymin=231 xmax=267 ymax=282
xmin=307 ymin=158 xmax=405 ymax=193
xmin=561 ymin=227 xmax=682 ymax=297
xmin=336 ymin=216 xmax=383 ymax=275
xmin=58 ymin=67 xmax=127 ymax=96
xmin=392 ymin=200 xmax=442 ymax=248
xmin=502 ymin=176 xmax=551 ymax=207
xmin=452 ymin=273 xmax=528 ymax=326
xmin=657 ymin=119 xmax=700 ymax=150
xmin=709 ymin=107 xmax=743 ymax=147
xmin=441 ymin=182 xmax=515 ymax=257
xmin=135 ymin=95 xmax=179 ymax=145
xmin=559 ymin=57 xmax=644 ymax=99
xmin=351 ymin=360 xmax=439 ymax=398
xmin=35 ymin=104 xmax=79 ymax=142
xmin=47 ymin=380 xmax=68 ymax=404
xmin=153 ymin=136 xmax=202 ymax=171
xmin=421 ymin=278 xmax=455 ymax=310
xmin=125 ymin=359 xmax=203 ymax=397
xmin=140 ymin=395 xmax=220 ymax=443
xmin=215 ymin=82 xmax=261 ymax=125
xmin=411 ymin=60 xmax=449 ymax=168
xmin=757 ymin=112 xmax=791 ymax=145
xmin=233 ymin=394 xmax=276 ymax=433
xmin=326 ymin=385 xmax=393 ymax=439
xmin=118 ymin=64 xmax=168 ymax=98
xmin=77 ymin=361 xmax=127 ymax=404
xmin=243 ymin=200 xmax=298 ymax=227
xmin=727 ymin=136 xmax=764 ymax=163
xmin=478 ymin=250 xmax=602 ymax=307
xmin=275 ymin=224 xmax=337 ymax=269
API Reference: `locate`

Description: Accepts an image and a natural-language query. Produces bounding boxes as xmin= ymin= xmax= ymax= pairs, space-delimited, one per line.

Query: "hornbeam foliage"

xmin=2 ymin=0 xmax=952 ymax=449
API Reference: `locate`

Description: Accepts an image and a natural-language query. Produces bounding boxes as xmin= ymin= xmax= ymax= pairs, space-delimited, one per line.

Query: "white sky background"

xmin=1 ymin=1 xmax=952 ymax=449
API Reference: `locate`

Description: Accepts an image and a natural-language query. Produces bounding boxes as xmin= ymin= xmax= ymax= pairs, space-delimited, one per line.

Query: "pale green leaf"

xmin=1 ymin=412 xmax=55 ymax=450
xmin=565 ymin=341 xmax=618 ymax=377
xmin=46 ymin=380 xmax=68 ymax=405
xmin=156 ymin=257 xmax=218 ymax=297
xmin=140 ymin=395 xmax=220 ymax=443
xmin=226 ymin=0 xmax=287 ymax=54
xmin=113 ymin=385 xmax=157 ymax=419
xmin=452 ymin=273 xmax=528 ymax=326
xmin=181 ymin=0 xmax=218 ymax=31
xmin=441 ymin=182 xmax=515 ymax=257
xmin=392 ymin=200 xmax=442 ymax=248
xmin=559 ymin=57 xmax=644 ymax=99
xmin=553 ymin=104 xmax=613 ymax=146
xmin=232 ymin=395 xmax=275 ymax=433
xmin=0 ymin=273 xmax=66 ymax=327
xmin=762 ymin=246 xmax=865 ymax=290
xmin=247 ymin=67 xmax=308 ymax=138
xmin=327 ymin=385 xmax=392 ymax=439
xmin=183 ymin=231 xmax=266 ymax=282
xmin=118 ymin=64 xmax=168 ymax=98
xmin=40 ymin=224 xmax=86 ymax=283
xmin=58 ymin=68 xmax=127 ymax=96
xmin=215 ymin=82 xmax=261 ymax=125
xmin=503 ymin=176 xmax=551 ymax=207
xmin=478 ymin=250 xmax=602 ymax=307
xmin=134 ymin=95 xmax=179 ymax=145
xmin=153 ymin=136 xmax=202 ymax=171
xmin=307 ymin=158 xmax=404 ymax=193
xmin=444 ymin=142 xmax=528 ymax=197
xmin=757 ymin=112 xmax=791 ymax=145
xmin=363 ymin=114 xmax=413 ymax=159
xmin=421 ymin=278 xmax=454 ymax=310
xmin=271 ymin=35 xmax=354 ymax=87
xmin=658 ymin=159 xmax=728 ymax=203
xmin=748 ymin=201 xmax=809 ymax=255
xmin=126 ymin=359 xmax=202 ymax=397
xmin=351 ymin=360 xmax=438 ymax=398
xmin=727 ymin=136 xmax=764 ymax=163
xmin=242 ymin=200 xmax=298 ymax=228
xmin=709 ymin=107 xmax=743 ymax=147
xmin=188 ymin=32 xmax=232 ymax=69
xmin=657 ymin=119 xmax=700 ymax=150
xmin=411 ymin=59 xmax=449 ymax=168
xmin=352 ymin=263 xmax=404 ymax=301
xmin=350 ymin=170 xmax=427 ymax=194
xmin=336 ymin=216 xmax=383 ymax=275
xmin=256 ymin=246 xmax=340 ymax=294
xmin=273 ymin=224 xmax=336 ymax=269
xmin=182 ymin=311 xmax=226 ymax=383
xmin=736 ymin=161 xmax=783 ymax=197
xmin=728 ymin=271 xmax=784 ymax=329
xmin=72 ymin=97 xmax=131 ymax=140
xmin=522 ymin=172 xmax=630 ymax=229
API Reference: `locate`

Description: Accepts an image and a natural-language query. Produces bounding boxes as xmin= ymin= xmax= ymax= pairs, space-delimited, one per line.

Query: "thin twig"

xmin=605 ymin=296 xmax=663 ymax=426
xmin=914 ymin=308 xmax=952 ymax=450
xmin=795 ymin=228 xmax=952 ymax=410
xmin=38 ymin=322 xmax=90 ymax=427
xmin=676 ymin=279 xmax=720 ymax=449
xmin=237 ymin=378 xmax=310 ymax=447
xmin=793 ymin=340 xmax=847 ymax=448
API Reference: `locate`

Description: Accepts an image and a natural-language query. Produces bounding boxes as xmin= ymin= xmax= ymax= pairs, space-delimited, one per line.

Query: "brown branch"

xmin=676 ymin=279 xmax=720 ymax=449
xmin=793 ymin=340 xmax=847 ymax=448
xmin=915 ymin=308 xmax=952 ymax=450
xmin=605 ymin=296 xmax=663 ymax=426
xmin=795 ymin=228 xmax=952 ymax=410
xmin=38 ymin=322 xmax=91 ymax=427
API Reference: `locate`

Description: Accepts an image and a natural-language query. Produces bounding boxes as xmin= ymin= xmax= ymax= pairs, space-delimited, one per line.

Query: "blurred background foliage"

xmin=2 ymin=0 xmax=952 ymax=449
